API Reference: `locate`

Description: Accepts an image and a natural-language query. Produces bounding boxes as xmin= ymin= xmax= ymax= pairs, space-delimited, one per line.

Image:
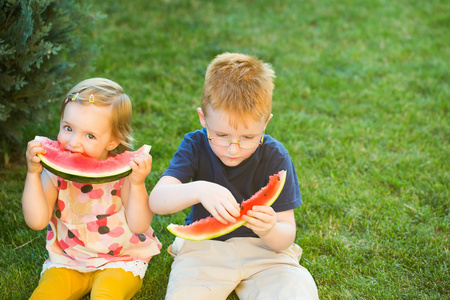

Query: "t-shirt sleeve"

xmin=264 ymin=144 xmax=302 ymax=213
xmin=162 ymin=132 xmax=199 ymax=183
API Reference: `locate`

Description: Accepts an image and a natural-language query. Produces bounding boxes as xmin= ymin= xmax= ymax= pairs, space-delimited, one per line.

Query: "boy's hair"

xmin=201 ymin=52 xmax=275 ymax=128
xmin=61 ymin=78 xmax=133 ymax=153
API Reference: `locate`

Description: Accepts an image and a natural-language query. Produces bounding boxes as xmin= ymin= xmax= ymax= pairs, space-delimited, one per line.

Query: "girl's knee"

xmin=30 ymin=268 xmax=90 ymax=300
xmin=91 ymin=269 xmax=143 ymax=300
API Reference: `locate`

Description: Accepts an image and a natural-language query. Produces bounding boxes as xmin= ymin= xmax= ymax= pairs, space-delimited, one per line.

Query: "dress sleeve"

xmin=43 ymin=168 xmax=60 ymax=188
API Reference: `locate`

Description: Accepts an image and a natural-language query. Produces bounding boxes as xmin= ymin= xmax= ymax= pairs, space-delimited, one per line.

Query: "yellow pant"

xmin=30 ymin=267 xmax=143 ymax=300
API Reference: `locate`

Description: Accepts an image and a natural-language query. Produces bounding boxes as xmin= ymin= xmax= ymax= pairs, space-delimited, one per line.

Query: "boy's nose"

xmin=227 ymin=142 xmax=241 ymax=154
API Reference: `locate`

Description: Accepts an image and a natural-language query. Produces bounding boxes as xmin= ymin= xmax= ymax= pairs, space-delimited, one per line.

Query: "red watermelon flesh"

xmin=167 ymin=170 xmax=287 ymax=241
xmin=35 ymin=136 xmax=151 ymax=184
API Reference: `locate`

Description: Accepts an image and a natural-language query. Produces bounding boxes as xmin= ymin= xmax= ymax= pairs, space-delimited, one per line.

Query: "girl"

xmin=22 ymin=78 xmax=161 ymax=299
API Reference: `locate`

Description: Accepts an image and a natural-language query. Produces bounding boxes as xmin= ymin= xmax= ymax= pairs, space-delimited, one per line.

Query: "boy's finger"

xmin=224 ymin=200 xmax=241 ymax=218
xmin=211 ymin=209 xmax=230 ymax=225
xmin=215 ymin=205 xmax=236 ymax=224
xmin=251 ymin=205 xmax=275 ymax=215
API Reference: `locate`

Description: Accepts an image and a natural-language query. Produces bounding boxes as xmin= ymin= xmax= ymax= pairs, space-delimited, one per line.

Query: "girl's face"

xmin=198 ymin=107 xmax=271 ymax=167
xmin=58 ymin=101 xmax=118 ymax=160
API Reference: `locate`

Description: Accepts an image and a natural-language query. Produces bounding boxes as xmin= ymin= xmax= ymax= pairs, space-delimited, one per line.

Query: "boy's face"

xmin=198 ymin=107 xmax=272 ymax=167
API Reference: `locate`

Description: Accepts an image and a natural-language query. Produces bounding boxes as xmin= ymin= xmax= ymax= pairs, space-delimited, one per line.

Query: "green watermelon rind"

xmin=38 ymin=160 xmax=134 ymax=184
xmin=36 ymin=136 xmax=151 ymax=184
xmin=167 ymin=217 xmax=249 ymax=241
xmin=167 ymin=170 xmax=287 ymax=241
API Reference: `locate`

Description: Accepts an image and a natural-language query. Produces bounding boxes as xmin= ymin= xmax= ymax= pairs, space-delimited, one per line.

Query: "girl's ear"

xmin=197 ymin=107 xmax=207 ymax=128
xmin=106 ymin=140 xmax=119 ymax=151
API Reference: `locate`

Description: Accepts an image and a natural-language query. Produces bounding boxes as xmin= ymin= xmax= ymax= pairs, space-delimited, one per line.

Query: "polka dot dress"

xmin=42 ymin=170 xmax=161 ymax=277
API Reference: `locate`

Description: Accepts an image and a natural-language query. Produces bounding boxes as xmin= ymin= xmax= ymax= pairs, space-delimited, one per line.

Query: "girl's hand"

xmin=25 ymin=140 xmax=46 ymax=174
xmin=128 ymin=152 xmax=152 ymax=185
xmin=242 ymin=205 xmax=277 ymax=237
xmin=197 ymin=181 xmax=241 ymax=225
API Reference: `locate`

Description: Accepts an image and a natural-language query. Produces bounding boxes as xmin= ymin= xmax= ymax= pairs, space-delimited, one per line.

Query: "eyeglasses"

xmin=205 ymin=120 xmax=264 ymax=150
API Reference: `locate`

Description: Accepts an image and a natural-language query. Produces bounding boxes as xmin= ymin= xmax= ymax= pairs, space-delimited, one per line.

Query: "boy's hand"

xmin=26 ymin=140 xmax=46 ymax=174
xmin=198 ymin=182 xmax=241 ymax=225
xmin=128 ymin=152 xmax=152 ymax=185
xmin=243 ymin=205 xmax=277 ymax=237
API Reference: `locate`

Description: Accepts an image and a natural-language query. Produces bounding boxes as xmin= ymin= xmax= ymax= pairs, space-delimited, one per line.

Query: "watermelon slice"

xmin=167 ymin=170 xmax=287 ymax=241
xmin=35 ymin=136 xmax=151 ymax=184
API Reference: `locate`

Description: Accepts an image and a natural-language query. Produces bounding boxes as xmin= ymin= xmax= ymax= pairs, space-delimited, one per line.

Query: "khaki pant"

xmin=166 ymin=237 xmax=319 ymax=300
xmin=30 ymin=267 xmax=143 ymax=300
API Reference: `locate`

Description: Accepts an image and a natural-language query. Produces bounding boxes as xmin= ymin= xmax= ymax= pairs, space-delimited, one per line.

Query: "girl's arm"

xmin=121 ymin=152 xmax=154 ymax=234
xmin=149 ymin=176 xmax=241 ymax=225
xmin=22 ymin=140 xmax=58 ymax=230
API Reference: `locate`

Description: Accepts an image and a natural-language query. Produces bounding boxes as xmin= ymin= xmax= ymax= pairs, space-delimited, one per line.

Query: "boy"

xmin=149 ymin=53 xmax=319 ymax=299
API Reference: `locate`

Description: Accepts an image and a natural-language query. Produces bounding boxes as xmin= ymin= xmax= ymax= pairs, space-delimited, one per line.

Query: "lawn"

xmin=0 ymin=0 xmax=448 ymax=299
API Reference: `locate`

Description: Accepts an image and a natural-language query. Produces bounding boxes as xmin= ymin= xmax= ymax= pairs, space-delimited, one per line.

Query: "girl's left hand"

xmin=128 ymin=152 xmax=152 ymax=185
xmin=242 ymin=205 xmax=277 ymax=237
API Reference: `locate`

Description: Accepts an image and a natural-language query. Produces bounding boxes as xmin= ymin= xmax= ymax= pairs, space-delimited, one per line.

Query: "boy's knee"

xmin=236 ymin=265 xmax=319 ymax=300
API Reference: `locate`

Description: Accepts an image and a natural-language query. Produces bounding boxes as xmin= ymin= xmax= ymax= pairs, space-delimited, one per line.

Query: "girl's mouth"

xmin=65 ymin=148 xmax=88 ymax=157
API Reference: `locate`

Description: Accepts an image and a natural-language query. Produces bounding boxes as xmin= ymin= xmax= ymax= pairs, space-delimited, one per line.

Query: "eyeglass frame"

xmin=204 ymin=119 xmax=265 ymax=150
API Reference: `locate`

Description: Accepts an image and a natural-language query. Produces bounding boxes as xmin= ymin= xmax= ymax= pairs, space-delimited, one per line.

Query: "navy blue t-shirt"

xmin=162 ymin=128 xmax=302 ymax=241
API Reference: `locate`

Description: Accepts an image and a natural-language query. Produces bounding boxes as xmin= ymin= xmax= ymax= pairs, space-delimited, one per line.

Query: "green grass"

xmin=1 ymin=0 xmax=448 ymax=299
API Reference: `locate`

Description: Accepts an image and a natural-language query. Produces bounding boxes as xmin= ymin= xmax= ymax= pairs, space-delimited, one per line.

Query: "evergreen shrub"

xmin=0 ymin=0 xmax=99 ymax=164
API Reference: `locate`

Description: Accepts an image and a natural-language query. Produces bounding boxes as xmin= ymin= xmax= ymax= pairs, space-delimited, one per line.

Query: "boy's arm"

xmin=121 ymin=152 xmax=154 ymax=234
xmin=149 ymin=175 xmax=241 ymax=224
xmin=244 ymin=207 xmax=297 ymax=251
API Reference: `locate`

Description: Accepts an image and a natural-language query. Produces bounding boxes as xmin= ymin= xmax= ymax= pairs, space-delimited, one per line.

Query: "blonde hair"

xmin=61 ymin=78 xmax=133 ymax=153
xmin=201 ymin=53 xmax=275 ymax=128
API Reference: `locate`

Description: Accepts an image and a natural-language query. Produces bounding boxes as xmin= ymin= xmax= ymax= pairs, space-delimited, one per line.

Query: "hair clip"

xmin=89 ymin=94 xmax=95 ymax=103
xmin=64 ymin=98 xmax=69 ymax=103
xmin=71 ymin=93 xmax=79 ymax=101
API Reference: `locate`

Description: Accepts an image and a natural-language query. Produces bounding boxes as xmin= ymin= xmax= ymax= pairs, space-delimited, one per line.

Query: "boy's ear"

xmin=264 ymin=113 xmax=273 ymax=130
xmin=197 ymin=107 xmax=207 ymax=128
